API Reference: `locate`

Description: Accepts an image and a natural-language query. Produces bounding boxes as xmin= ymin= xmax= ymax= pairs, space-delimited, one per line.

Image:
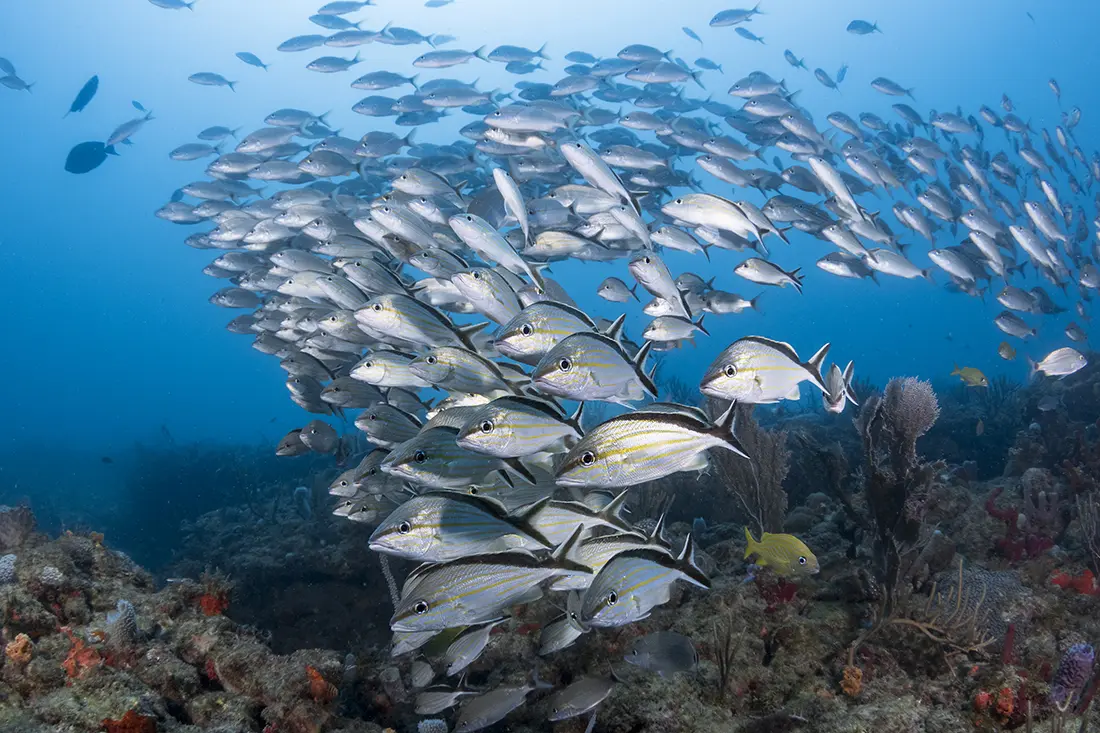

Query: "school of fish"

xmin=23 ymin=0 xmax=1086 ymax=728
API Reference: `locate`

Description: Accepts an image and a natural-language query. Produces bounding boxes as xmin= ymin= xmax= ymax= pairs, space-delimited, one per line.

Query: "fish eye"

xmin=465 ymin=215 xmax=473 ymax=222
xmin=364 ymin=361 xmax=373 ymax=368
xmin=480 ymin=420 xmax=494 ymax=433
xmin=468 ymin=486 xmax=479 ymax=495
xmin=367 ymin=468 xmax=377 ymax=475
xmin=724 ymin=364 xmax=737 ymax=378
xmin=580 ymin=451 xmax=595 ymax=466
xmin=472 ymin=271 xmax=481 ymax=279
xmin=372 ymin=303 xmax=383 ymax=311
xmin=799 ymin=556 xmax=807 ymax=565
xmin=607 ymin=591 xmax=618 ymax=605
xmin=426 ymin=355 xmax=437 ymax=364
xmin=558 ymin=358 xmax=572 ymax=371
xmin=398 ymin=521 xmax=411 ymax=534
xmin=674 ymin=198 xmax=683 ymax=205
xmin=339 ymin=480 xmax=348 ymax=487
xmin=413 ymin=600 xmax=429 ymax=614
xmin=643 ymin=256 xmax=651 ymax=264
xmin=414 ymin=450 xmax=427 ymax=463
xmin=520 ymin=324 xmax=533 ymax=336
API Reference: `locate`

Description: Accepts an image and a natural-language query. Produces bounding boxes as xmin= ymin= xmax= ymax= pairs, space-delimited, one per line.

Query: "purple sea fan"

xmin=1049 ymin=643 xmax=1095 ymax=706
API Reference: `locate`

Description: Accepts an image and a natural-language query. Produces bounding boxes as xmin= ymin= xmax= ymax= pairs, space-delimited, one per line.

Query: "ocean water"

xmin=0 ymin=2 xmax=1098 ymax=729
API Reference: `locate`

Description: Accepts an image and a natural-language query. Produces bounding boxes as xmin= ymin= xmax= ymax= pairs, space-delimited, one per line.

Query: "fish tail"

xmin=712 ymin=401 xmax=750 ymax=459
xmin=842 ymin=361 xmax=859 ymax=406
xmin=805 ymin=342 xmax=830 ymax=392
xmin=744 ymin=526 xmax=757 ymax=560
xmin=677 ymin=534 xmax=710 ymax=588
xmin=951 ymin=363 xmax=960 ymax=376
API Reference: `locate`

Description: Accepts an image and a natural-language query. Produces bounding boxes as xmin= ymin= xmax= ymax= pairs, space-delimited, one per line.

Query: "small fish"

xmin=411 ymin=659 xmax=435 ymax=689
xmin=744 ymin=528 xmax=819 ymax=576
xmin=452 ymin=672 xmax=551 ymax=733
xmin=546 ymin=675 xmax=615 ymax=721
xmin=976 ymin=418 xmax=985 ymax=437
xmin=734 ymin=258 xmax=803 ymax=292
xmin=823 ymin=361 xmax=858 ymax=414
xmin=538 ymin=613 xmax=585 ymax=655
xmin=188 ymin=72 xmax=236 ymax=90
xmin=445 ymin=618 xmax=506 ymax=676
xmin=1029 ymin=348 xmax=1087 ymax=379
xmin=597 ymin=277 xmax=639 ymax=303
xmin=951 ymin=365 xmax=989 ymax=388
xmin=625 ymin=631 xmax=698 ymax=676
xmin=1065 ymin=323 xmax=1087 ymax=342
xmin=846 ymin=19 xmax=880 ymax=34
xmin=1037 ymin=395 xmax=1062 ymax=413
xmin=236 ymin=52 xmax=270 ymax=70
xmin=734 ymin=27 xmax=765 ymax=43
xmin=276 ymin=428 xmax=311 ymax=457
xmin=64 ymin=141 xmax=117 ymax=174
xmin=783 ymin=50 xmax=806 ymax=70
xmin=998 ymin=342 xmax=1017 ymax=361
xmin=100 ymin=456 xmax=114 ymax=464
xmin=682 ymin=26 xmax=703 ymax=45
xmin=65 ymin=75 xmax=99 ymax=117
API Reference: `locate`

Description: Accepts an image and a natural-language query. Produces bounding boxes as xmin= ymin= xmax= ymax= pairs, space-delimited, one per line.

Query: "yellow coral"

xmin=5 ymin=633 xmax=33 ymax=665
xmin=841 ymin=665 xmax=863 ymax=697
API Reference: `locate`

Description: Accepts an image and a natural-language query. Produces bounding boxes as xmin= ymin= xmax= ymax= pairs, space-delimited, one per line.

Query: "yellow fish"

xmin=951 ymin=364 xmax=989 ymax=387
xmin=998 ymin=342 xmax=1016 ymax=361
xmin=744 ymin=528 xmax=819 ymax=577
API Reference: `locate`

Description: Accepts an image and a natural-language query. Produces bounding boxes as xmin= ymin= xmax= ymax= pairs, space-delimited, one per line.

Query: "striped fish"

xmin=456 ymin=395 xmax=584 ymax=458
xmin=355 ymin=293 xmax=486 ymax=350
xmin=494 ymin=300 xmax=598 ymax=365
xmin=415 ymin=676 xmax=480 ymax=715
xmin=451 ymin=267 xmax=523 ymax=325
xmin=554 ymin=403 xmax=748 ymax=489
xmin=382 ymin=427 xmax=536 ymax=489
xmin=550 ymin=511 xmax=670 ymax=591
xmin=537 ymin=613 xmax=586 ymax=656
xmin=525 ymin=491 xmax=633 ymax=546
xmin=577 ymin=534 xmax=710 ymax=629
xmin=532 ymin=316 xmax=657 ymax=405
xmin=445 ymin=617 xmax=506 ymax=675
xmin=354 ymin=403 xmax=423 ymax=448
xmin=699 ymin=336 xmax=830 ymax=404
xmin=390 ymin=527 xmax=588 ymax=632
xmin=410 ymin=346 xmax=526 ymax=396
xmin=368 ymin=491 xmax=553 ymax=562
xmin=351 ymin=349 xmax=431 ymax=388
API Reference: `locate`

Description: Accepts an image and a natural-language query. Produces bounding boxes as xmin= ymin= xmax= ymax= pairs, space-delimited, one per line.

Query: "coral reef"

xmin=708 ymin=401 xmax=791 ymax=534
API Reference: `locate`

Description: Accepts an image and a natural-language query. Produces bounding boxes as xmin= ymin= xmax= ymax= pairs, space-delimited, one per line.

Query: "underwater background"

xmin=0 ymin=0 xmax=1099 ymax=731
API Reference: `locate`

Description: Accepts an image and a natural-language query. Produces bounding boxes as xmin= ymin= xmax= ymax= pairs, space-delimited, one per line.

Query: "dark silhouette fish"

xmin=65 ymin=75 xmax=99 ymax=117
xmin=64 ymin=141 xmax=117 ymax=174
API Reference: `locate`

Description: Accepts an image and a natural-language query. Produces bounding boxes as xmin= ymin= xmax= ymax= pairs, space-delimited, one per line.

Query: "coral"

xmin=38 ymin=565 xmax=64 ymax=587
xmin=1050 ymin=568 xmax=1099 ymax=595
xmin=1049 ymin=643 xmax=1095 ymax=706
xmin=709 ymin=401 xmax=791 ymax=535
xmin=197 ymin=569 xmax=232 ymax=616
xmin=417 ymin=720 xmax=447 ymax=733
xmin=1078 ymin=491 xmax=1100 ymax=576
xmin=107 ymin=599 xmax=140 ymax=644
xmin=101 ymin=709 xmax=157 ymax=733
xmin=60 ymin=626 xmax=103 ymax=678
xmin=840 ymin=665 xmax=862 ymax=696
xmin=985 ymin=470 xmax=1067 ymax=562
xmin=306 ymin=664 xmax=337 ymax=703
xmin=5 ymin=632 xmax=34 ymax=665
xmin=0 ymin=553 xmax=16 ymax=584
xmin=754 ymin=576 xmax=799 ymax=613
xmin=0 ymin=505 xmax=36 ymax=551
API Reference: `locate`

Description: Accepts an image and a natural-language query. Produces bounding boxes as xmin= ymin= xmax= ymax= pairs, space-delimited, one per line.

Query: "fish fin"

xmin=787 ymin=267 xmax=804 ymax=294
xmin=784 ymin=384 xmax=801 ymax=400
xmin=633 ymin=341 xmax=659 ymax=397
xmin=568 ymin=402 xmax=585 ymax=437
xmin=805 ymin=342 xmax=831 ymax=390
xmin=743 ymin=526 xmax=757 ymax=560
xmin=629 ymin=284 xmax=639 ymax=301
xmin=712 ymin=402 xmax=750 ymax=458
xmin=565 ymin=590 xmax=589 ymax=632
xmin=456 ymin=321 xmax=489 ymax=350
xmin=694 ymin=314 xmax=709 ymax=336
xmin=602 ymin=313 xmax=627 ymax=341
xmin=503 ymin=457 xmax=537 ymax=485
xmin=550 ymin=525 xmax=589 ymax=575
xmin=648 ymin=497 xmax=674 ymax=546
xmin=750 ymin=293 xmax=763 ymax=312
xmin=599 ymin=490 xmax=633 ymax=529
xmin=676 ymin=534 xmax=711 ymax=588
xmin=842 ymin=361 xmax=859 ymax=406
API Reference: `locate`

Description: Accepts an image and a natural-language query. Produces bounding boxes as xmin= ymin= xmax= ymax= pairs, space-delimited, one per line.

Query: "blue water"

xmin=0 ymin=0 xmax=1095 ymax=529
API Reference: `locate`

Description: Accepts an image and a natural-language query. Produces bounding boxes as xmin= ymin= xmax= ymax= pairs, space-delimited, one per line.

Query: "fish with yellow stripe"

xmin=368 ymin=490 xmax=554 ymax=562
xmin=554 ymin=402 xmax=749 ymax=489
xmin=390 ymin=526 xmax=589 ymax=632
xmin=700 ymin=335 xmax=830 ymax=404
xmin=494 ymin=300 xmax=599 ymax=365
xmin=456 ymin=395 xmax=584 ymax=458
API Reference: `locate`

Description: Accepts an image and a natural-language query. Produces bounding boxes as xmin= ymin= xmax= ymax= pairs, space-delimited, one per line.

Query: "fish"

xmin=452 ymin=672 xmax=551 ymax=733
xmin=188 ymin=72 xmax=237 ymax=90
xmin=64 ymin=142 xmax=117 ymax=174
xmin=531 ymin=322 xmax=657 ymax=406
xmin=577 ymin=534 xmax=710 ymax=628
xmin=998 ymin=342 xmax=1017 ymax=361
xmin=1029 ymin=348 xmax=1087 ymax=379
xmin=65 ymin=75 xmax=99 ymax=116
xmin=625 ymin=631 xmax=699 ymax=676
xmin=389 ymin=526 xmax=588 ymax=631
xmin=700 ymin=336 xmax=829 ymax=404
xmin=744 ymin=528 xmax=819 ymax=576
xmin=456 ymin=396 xmax=583 ymax=458
xmin=951 ymin=365 xmax=989 ymax=388
xmin=368 ymin=491 xmax=553 ymax=562
xmin=976 ymin=418 xmax=985 ymax=437
xmin=554 ymin=404 xmax=747 ymax=489
xmin=445 ymin=618 xmax=506 ymax=675
xmin=846 ymin=19 xmax=881 ymax=34
xmin=597 ymin=277 xmax=639 ymax=303
xmin=546 ymin=675 xmax=615 ymax=721
xmin=734 ymin=258 xmax=803 ymax=292
xmin=823 ymin=362 xmax=858 ymax=414
xmin=235 ymin=52 xmax=270 ymax=70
